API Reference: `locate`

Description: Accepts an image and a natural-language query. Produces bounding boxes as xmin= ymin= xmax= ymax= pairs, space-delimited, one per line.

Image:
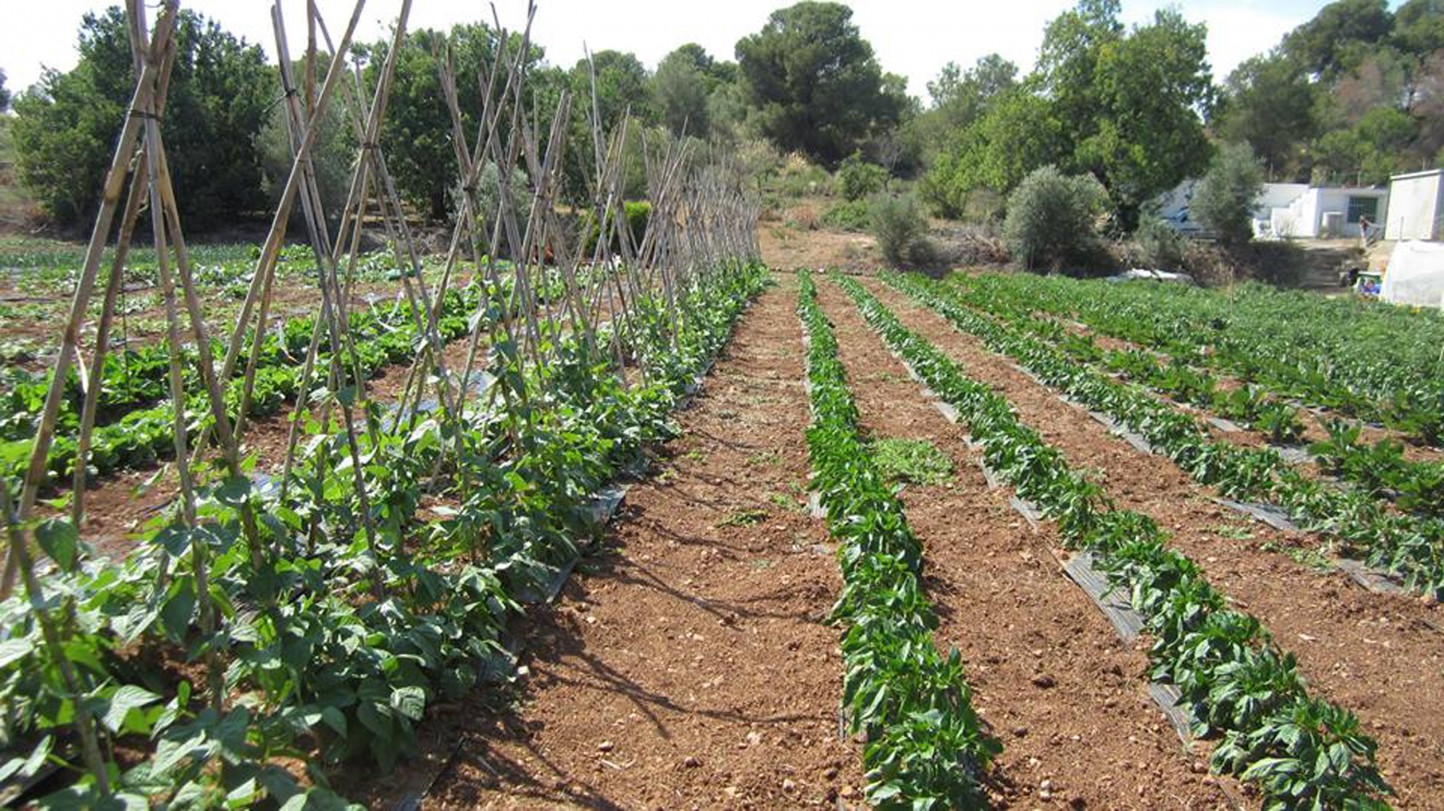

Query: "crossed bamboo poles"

xmin=0 ymin=0 xmax=759 ymax=731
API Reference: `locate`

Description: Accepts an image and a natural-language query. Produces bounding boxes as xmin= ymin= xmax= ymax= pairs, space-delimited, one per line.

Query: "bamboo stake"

xmin=1 ymin=7 xmax=178 ymax=599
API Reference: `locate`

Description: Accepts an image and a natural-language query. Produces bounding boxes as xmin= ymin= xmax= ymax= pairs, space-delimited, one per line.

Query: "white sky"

xmin=2 ymin=1 xmax=1343 ymax=102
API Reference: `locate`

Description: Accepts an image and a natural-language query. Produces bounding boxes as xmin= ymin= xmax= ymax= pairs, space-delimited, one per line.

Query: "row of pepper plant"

xmin=797 ymin=272 xmax=997 ymax=810
xmin=0 ymin=261 xmax=767 ymax=808
xmin=939 ymin=277 xmax=1444 ymax=522
xmin=954 ymin=273 xmax=1444 ymax=448
xmin=887 ymin=272 xmax=1444 ymax=599
xmin=833 ymin=272 xmax=1392 ymax=809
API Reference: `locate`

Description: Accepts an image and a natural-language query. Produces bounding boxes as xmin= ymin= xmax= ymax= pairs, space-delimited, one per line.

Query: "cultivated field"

xmin=4 ymin=0 xmax=1442 ymax=808
xmin=5 ymin=241 xmax=1444 ymax=807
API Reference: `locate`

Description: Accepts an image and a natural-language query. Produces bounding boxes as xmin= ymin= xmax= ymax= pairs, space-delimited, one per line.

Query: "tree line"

xmin=7 ymin=0 xmax=1442 ymax=231
xmin=9 ymin=2 xmax=907 ymax=229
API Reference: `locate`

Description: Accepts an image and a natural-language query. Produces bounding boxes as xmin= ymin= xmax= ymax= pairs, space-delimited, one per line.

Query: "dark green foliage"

xmin=837 ymin=151 xmax=888 ymax=201
xmin=919 ymin=91 xmax=1063 ymax=219
xmin=581 ymin=201 xmax=651 ymax=258
xmin=11 ymin=8 xmax=273 ymax=226
xmin=1282 ymin=0 xmax=1394 ymax=79
xmin=1216 ymin=0 xmax=1442 ymax=183
xmin=0 ymin=69 xmax=9 ymax=113
xmin=735 ymin=2 xmax=907 ymax=165
xmin=855 ymin=272 xmax=1392 ymax=808
xmin=820 ymin=198 xmax=870 ymax=232
xmin=651 ymin=44 xmax=734 ymax=138
xmin=364 ymin=24 xmax=550 ymax=221
xmin=1191 ymin=143 xmax=1264 ymax=245
xmin=573 ymin=50 xmax=652 ymax=138
xmin=1394 ymin=0 xmax=1444 ymax=55
xmin=1214 ymin=55 xmax=1319 ymax=176
xmin=1002 ymin=166 xmax=1107 ymax=270
xmin=868 ymin=193 xmax=927 ymax=266
xmin=1314 ymin=106 xmax=1419 ymax=185
xmin=797 ymin=273 xmax=997 ymax=808
xmin=913 ymin=55 xmax=1018 ymax=159
xmin=921 ymin=2 xmax=1211 ymax=226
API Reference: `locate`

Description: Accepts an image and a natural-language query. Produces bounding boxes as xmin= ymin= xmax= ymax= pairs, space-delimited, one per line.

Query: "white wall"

xmin=1315 ymin=188 xmax=1387 ymax=238
xmin=1273 ymin=188 xmax=1387 ymax=238
xmin=1257 ymin=183 xmax=1309 ymax=215
xmin=1384 ymin=170 xmax=1443 ymax=241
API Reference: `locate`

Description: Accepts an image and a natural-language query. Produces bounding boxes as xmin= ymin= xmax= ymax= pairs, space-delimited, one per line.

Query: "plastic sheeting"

xmin=1381 ymin=240 xmax=1444 ymax=309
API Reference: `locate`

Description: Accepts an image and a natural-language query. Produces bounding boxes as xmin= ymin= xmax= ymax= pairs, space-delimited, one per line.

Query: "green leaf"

xmin=101 ymin=685 xmax=162 ymax=733
xmin=0 ymin=638 xmax=33 ymax=668
xmin=320 ymin=706 xmax=347 ymax=738
xmin=215 ymin=476 xmax=252 ymax=506
xmin=35 ymin=519 xmax=79 ymax=571
xmin=390 ymin=685 xmax=426 ymax=722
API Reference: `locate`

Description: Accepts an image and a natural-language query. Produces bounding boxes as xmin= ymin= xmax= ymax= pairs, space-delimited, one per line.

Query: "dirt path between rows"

xmin=814 ymin=278 xmax=1236 ymax=808
xmin=867 ymin=276 xmax=1444 ymax=805
xmin=389 ymin=275 xmax=863 ymax=809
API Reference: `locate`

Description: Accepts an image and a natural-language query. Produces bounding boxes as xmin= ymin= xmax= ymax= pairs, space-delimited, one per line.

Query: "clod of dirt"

xmin=1031 ymin=673 xmax=1057 ymax=688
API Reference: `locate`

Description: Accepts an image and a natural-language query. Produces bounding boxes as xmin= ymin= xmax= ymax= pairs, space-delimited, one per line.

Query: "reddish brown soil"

xmin=866 ymin=277 xmax=1444 ymax=805
xmin=758 ymin=223 xmax=877 ymax=272
xmin=363 ymin=276 xmax=863 ymax=809
xmin=815 ymin=278 xmax=1238 ymax=808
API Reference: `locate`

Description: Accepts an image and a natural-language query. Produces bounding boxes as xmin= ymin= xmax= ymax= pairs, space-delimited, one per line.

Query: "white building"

xmin=1267 ymin=186 xmax=1389 ymax=239
xmin=1155 ymin=181 xmax=1388 ymax=239
xmin=1383 ymin=169 xmax=1443 ymax=242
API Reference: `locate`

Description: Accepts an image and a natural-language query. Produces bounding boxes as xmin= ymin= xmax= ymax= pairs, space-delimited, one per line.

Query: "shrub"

xmin=838 ymin=151 xmax=888 ymax=201
xmin=820 ymin=199 xmax=870 ymax=232
xmin=771 ymin=151 xmax=832 ymax=198
xmin=1192 ymin=143 xmax=1264 ymax=246
xmin=868 ymin=193 xmax=927 ymax=266
xmin=582 ymin=200 xmax=652 ymax=257
xmin=260 ymin=98 xmax=354 ymax=227
xmin=13 ymin=9 xmax=273 ymax=227
xmin=1003 ymin=166 xmax=1107 ymax=271
xmin=1132 ymin=216 xmax=1187 ymax=270
xmin=472 ymin=162 xmax=532 ymax=241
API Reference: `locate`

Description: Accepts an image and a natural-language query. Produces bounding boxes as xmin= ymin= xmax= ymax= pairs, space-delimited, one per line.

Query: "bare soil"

xmin=815 ymin=277 xmax=1238 ymax=808
xmin=758 ymin=223 xmax=876 ymax=273
xmin=866 ymin=276 xmax=1444 ymax=806
xmin=365 ymin=276 xmax=865 ymax=809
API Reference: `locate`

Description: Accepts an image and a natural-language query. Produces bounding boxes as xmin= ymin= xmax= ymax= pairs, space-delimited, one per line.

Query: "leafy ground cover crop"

xmin=958 ymin=273 xmax=1444 ymax=448
xmin=891 ymin=272 xmax=1444 ymax=599
xmin=0 ymin=262 xmax=768 ymax=807
xmin=835 ymin=272 xmax=1392 ymax=809
xmin=868 ymin=437 xmax=953 ymax=486
xmin=798 ymin=272 xmax=996 ymax=809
